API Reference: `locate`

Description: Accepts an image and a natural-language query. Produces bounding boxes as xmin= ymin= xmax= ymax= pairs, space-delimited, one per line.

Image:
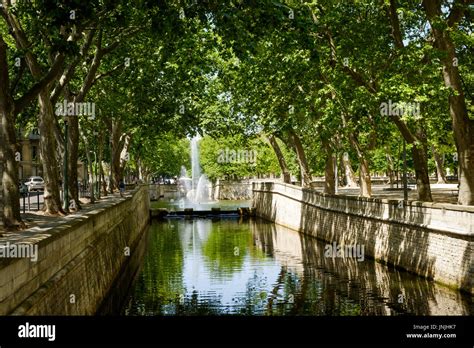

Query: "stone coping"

xmin=0 ymin=186 xmax=143 ymax=269
xmin=253 ymin=182 xmax=474 ymax=237
xmin=253 ymin=181 xmax=474 ymax=212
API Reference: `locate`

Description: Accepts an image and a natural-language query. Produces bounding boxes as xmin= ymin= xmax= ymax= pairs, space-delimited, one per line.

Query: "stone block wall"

xmin=0 ymin=185 xmax=150 ymax=315
xmin=0 ymin=118 xmax=3 ymax=227
xmin=252 ymin=182 xmax=473 ymax=294
xmin=212 ymin=179 xmax=282 ymax=200
xmin=212 ymin=180 xmax=253 ymax=200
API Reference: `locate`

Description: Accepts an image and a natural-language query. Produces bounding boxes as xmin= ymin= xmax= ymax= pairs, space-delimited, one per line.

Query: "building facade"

xmin=18 ymin=128 xmax=42 ymax=180
xmin=17 ymin=129 xmax=86 ymax=182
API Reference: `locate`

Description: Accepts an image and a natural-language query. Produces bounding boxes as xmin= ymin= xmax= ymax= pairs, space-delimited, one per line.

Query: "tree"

xmin=0 ymin=7 xmax=65 ymax=226
xmin=422 ymin=0 xmax=474 ymax=204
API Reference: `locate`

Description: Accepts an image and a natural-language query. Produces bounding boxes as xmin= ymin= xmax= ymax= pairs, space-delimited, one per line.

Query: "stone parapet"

xmin=252 ymin=182 xmax=473 ymax=294
xmin=0 ymin=185 xmax=150 ymax=315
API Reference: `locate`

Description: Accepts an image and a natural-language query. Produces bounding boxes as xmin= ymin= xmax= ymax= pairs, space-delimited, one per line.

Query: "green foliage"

xmin=129 ymin=134 xmax=189 ymax=178
xmin=4 ymin=0 xmax=472 ymax=189
xmin=199 ymin=134 xmax=298 ymax=181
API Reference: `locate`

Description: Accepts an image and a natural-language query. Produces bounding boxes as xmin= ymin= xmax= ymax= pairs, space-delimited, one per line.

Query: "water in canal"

xmin=121 ymin=218 xmax=473 ymax=316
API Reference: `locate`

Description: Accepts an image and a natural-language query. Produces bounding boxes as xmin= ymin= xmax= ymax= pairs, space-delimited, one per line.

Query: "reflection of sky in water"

xmin=181 ymin=219 xmax=282 ymax=308
xmin=183 ymin=253 xmax=282 ymax=308
xmin=123 ymin=219 xmax=473 ymax=316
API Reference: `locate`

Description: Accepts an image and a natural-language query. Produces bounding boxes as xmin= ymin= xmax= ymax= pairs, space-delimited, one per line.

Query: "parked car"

xmin=25 ymin=176 xmax=45 ymax=192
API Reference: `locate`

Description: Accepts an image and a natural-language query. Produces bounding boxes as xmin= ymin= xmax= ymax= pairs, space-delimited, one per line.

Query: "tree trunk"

xmin=324 ymin=153 xmax=336 ymax=194
xmin=98 ymin=132 xmax=107 ymax=196
xmin=341 ymin=152 xmax=358 ymax=188
xmin=267 ymin=135 xmax=291 ymax=183
xmin=411 ymin=144 xmax=432 ymax=201
xmin=0 ymin=107 xmax=23 ymax=228
xmin=346 ymin=132 xmax=372 ymax=197
xmin=38 ymin=90 xmax=63 ymax=215
xmin=423 ymin=0 xmax=474 ymax=205
xmin=287 ymin=129 xmax=311 ymax=187
xmin=386 ymin=152 xmax=396 ymax=188
xmin=390 ymin=118 xmax=433 ymax=201
xmin=359 ymin=157 xmax=372 ymax=197
xmin=67 ymin=113 xmax=80 ymax=209
xmin=119 ymin=134 xmax=131 ymax=182
xmin=88 ymin=153 xmax=95 ymax=204
xmin=320 ymin=134 xmax=336 ymax=194
xmin=339 ymin=4 xmax=434 ymax=202
xmin=432 ymin=146 xmax=447 ymax=184
xmin=101 ymin=164 xmax=108 ymax=196
xmin=111 ymin=120 xmax=127 ymax=192
xmin=79 ymin=124 xmax=94 ymax=203
xmin=0 ymin=38 xmax=23 ymax=228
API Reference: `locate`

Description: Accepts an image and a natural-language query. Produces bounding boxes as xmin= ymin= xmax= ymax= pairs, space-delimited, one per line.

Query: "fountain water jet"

xmin=184 ymin=136 xmax=213 ymax=203
xmin=178 ymin=166 xmax=192 ymax=194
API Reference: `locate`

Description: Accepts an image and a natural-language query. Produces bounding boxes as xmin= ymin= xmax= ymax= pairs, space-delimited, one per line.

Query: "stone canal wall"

xmin=252 ymin=182 xmax=474 ymax=294
xmin=212 ymin=179 xmax=253 ymax=200
xmin=0 ymin=185 xmax=150 ymax=315
xmin=0 ymin=118 xmax=3 ymax=227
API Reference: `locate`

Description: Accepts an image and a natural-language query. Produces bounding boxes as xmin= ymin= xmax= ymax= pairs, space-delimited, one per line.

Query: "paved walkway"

xmin=333 ymin=184 xmax=459 ymax=204
xmin=0 ymin=184 xmax=462 ymax=235
xmin=0 ymin=192 xmax=129 ymax=238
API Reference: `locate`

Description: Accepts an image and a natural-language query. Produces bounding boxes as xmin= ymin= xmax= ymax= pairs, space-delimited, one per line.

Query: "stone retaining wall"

xmin=0 ymin=185 xmax=150 ymax=315
xmin=213 ymin=180 xmax=253 ymax=200
xmin=0 ymin=118 xmax=3 ymax=227
xmin=252 ymin=182 xmax=473 ymax=294
xmin=212 ymin=179 xmax=282 ymax=200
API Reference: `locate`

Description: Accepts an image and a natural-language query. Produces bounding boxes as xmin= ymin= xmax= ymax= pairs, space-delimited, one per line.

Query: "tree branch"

xmin=51 ymin=29 xmax=96 ymax=105
xmin=388 ymin=0 xmax=405 ymax=49
xmin=447 ymin=0 xmax=471 ymax=27
xmin=92 ymin=62 xmax=125 ymax=86
xmin=14 ymin=53 xmax=65 ymax=113
xmin=0 ymin=35 xmax=11 ymax=108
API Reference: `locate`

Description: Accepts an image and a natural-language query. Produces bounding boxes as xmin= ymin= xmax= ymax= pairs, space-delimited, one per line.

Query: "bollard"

xmin=184 ymin=208 xmax=193 ymax=219
xmin=211 ymin=207 xmax=221 ymax=221
xmin=27 ymin=193 xmax=31 ymax=212
xmin=37 ymin=192 xmax=40 ymax=211
xmin=22 ymin=194 xmax=25 ymax=213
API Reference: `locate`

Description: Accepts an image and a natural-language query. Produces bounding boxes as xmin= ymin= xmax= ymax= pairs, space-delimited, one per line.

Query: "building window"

xmin=32 ymin=146 xmax=38 ymax=161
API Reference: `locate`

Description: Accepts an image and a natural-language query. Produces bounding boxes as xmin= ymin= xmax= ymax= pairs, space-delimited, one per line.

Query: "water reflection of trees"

xmin=201 ymin=220 xmax=251 ymax=280
xmin=124 ymin=221 xmax=185 ymax=315
xmin=124 ymin=219 xmax=471 ymax=316
xmin=250 ymin=219 xmax=472 ymax=316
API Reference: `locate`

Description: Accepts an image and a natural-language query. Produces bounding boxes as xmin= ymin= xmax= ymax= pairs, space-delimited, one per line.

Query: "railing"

xmin=20 ymin=191 xmax=44 ymax=212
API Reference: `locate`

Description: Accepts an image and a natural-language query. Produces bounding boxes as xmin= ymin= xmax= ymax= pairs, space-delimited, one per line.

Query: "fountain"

xmin=178 ymin=166 xmax=192 ymax=194
xmin=180 ymin=136 xmax=213 ymax=203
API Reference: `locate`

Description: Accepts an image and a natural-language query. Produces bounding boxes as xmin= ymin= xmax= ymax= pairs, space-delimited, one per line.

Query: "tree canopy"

xmin=1 ymin=0 xmax=473 ymax=227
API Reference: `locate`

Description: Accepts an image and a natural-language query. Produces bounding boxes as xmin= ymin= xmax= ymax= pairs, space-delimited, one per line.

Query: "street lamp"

xmin=335 ymin=153 xmax=339 ymax=194
xmin=90 ymin=150 xmax=97 ymax=202
xmin=402 ymin=139 xmax=408 ymax=201
xmin=63 ymin=118 xmax=69 ymax=211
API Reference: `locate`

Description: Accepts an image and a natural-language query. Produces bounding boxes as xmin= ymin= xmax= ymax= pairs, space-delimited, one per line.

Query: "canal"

xmin=119 ymin=217 xmax=473 ymax=316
